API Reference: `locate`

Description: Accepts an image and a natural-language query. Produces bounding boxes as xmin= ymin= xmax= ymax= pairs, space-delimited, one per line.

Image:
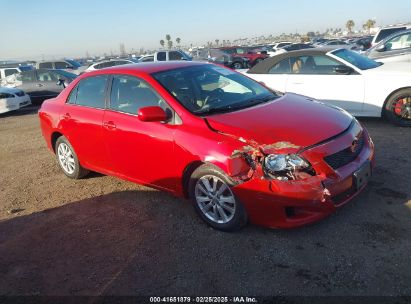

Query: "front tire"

xmin=55 ymin=136 xmax=89 ymax=179
xmin=189 ymin=164 xmax=247 ymax=231
xmin=232 ymin=62 xmax=243 ymax=69
xmin=384 ymin=88 xmax=411 ymax=127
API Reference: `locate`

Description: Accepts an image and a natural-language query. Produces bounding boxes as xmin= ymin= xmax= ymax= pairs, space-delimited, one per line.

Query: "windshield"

xmin=331 ymin=49 xmax=381 ymax=70
xmin=65 ymin=59 xmax=82 ymax=68
xmin=54 ymin=70 xmax=78 ymax=79
xmin=152 ymin=64 xmax=278 ymax=115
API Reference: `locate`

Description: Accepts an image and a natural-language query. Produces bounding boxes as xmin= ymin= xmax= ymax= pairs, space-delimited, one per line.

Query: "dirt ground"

xmin=0 ymin=105 xmax=410 ymax=297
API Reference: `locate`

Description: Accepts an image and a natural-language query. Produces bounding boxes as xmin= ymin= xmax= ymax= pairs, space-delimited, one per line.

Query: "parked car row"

xmin=1 ymin=69 xmax=77 ymax=101
xmin=243 ymin=48 xmax=411 ymax=126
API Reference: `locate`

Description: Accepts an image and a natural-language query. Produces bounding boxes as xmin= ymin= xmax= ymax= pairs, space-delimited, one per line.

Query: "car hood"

xmin=205 ymin=93 xmax=353 ymax=149
xmin=0 ymin=86 xmax=23 ymax=94
xmin=364 ymin=62 xmax=411 ymax=75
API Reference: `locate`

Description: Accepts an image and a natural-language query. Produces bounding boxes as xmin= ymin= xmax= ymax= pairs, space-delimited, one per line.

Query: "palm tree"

xmin=215 ymin=39 xmax=219 ymax=46
xmin=165 ymin=34 xmax=172 ymax=49
xmin=160 ymin=40 xmax=165 ymax=48
xmin=346 ymin=20 xmax=355 ymax=33
xmin=176 ymin=37 xmax=181 ymax=46
xmin=363 ymin=19 xmax=376 ymax=34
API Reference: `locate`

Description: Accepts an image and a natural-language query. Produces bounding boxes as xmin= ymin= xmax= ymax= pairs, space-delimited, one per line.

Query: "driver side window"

xmin=109 ymin=75 xmax=166 ymax=115
xmin=386 ymin=33 xmax=411 ymax=50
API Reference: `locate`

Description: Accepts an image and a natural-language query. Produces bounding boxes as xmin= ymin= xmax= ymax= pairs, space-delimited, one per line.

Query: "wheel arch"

xmin=181 ymin=160 xmax=231 ymax=199
xmin=51 ymin=131 xmax=64 ymax=153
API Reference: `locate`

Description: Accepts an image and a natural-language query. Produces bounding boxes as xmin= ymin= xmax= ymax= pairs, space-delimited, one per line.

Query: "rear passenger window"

xmin=39 ymin=62 xmax=53 ymax=69
xmin=169 ymin=51 xmax=183 ymax=60
xmin=269 ymin=58 xmax=291 ymax=74
xmin=55 ymin=62 xmax=68 ymax=69
xmin=5 ymin=69 xmax=18 ymax=77
xmin=157 ymin=52 xmax=166 ymax=61
xmin=110 ymin=75 xmax=165 ymax=114
xmin=69 ymin=76 xmax=108 ymax=108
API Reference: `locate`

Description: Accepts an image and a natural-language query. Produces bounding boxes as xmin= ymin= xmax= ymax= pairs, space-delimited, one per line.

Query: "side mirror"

xmin=334 ymin=65 xmax=353 ymax=75
xmin=57 ymin=78 xmax=66 ymax=88
xmin=138 ymin=106 xmax=168 ymax=122
xmin=376 ymin=44 xmax=386 ymax=52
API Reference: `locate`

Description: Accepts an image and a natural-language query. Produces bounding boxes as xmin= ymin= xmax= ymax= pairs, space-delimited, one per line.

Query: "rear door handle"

xmin=103 ymin=121 xmax=116 ymax=130
xmin=36 ymin=83 xmax=44 ymax=87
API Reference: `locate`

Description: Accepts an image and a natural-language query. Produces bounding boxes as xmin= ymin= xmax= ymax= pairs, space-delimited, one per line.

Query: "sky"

xmin=1 ymin=0 xmax=410 ymax=60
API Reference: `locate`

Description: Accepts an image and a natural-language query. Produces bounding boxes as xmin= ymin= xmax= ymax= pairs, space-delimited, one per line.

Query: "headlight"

xmin=264 ymin=154 xmax=313 ymax=181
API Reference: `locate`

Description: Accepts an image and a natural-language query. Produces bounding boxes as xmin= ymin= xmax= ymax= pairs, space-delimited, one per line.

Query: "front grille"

xmin=324 ymin=133 xmax=365 ymax=170
xmin=15 ymin=91 xmax=25 ymax=97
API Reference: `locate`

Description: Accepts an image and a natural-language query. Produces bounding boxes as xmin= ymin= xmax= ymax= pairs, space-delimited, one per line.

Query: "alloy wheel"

xmin=391 ymin=95 xmax=411 ymax=120
xmin=57 ymin=143 xmax=76 ymax=174
xmin=194 ymin=175 xmax=236 ymax=224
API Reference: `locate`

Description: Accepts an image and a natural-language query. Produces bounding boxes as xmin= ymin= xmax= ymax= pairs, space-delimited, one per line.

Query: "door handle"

xmin=62 ymin=113 xmax=71 ymax=120
xmin=291 ymin=82 xmax=304 ymax=85
xmin=103 ymin=121 xmax=116 ymax=130
xmin=36 ymin=83 xmax=44 ymax=87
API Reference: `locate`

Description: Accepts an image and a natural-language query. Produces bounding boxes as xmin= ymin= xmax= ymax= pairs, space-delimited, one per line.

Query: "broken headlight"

xmin=263 ymin=154 xmax=315 ymax=181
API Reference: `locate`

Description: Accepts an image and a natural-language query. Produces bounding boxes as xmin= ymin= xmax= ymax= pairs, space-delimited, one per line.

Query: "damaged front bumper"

xmin=229 ymin=123 xmax=375 ymax=229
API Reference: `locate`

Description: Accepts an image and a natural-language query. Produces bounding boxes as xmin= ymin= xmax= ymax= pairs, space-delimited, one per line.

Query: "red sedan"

xmin=39 ymin=61 xmax=374 ymax=231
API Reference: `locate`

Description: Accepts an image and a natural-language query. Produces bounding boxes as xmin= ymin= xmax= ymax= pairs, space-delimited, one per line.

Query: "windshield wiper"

xmin=198 ymin=94 xmax=276 ymax=116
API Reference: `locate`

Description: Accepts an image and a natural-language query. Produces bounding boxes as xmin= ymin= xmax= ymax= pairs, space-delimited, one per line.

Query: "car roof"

xmin=87 ymin=61 xmax=208 ymax=75
xmin=248 ymin=48 xmax=334 ymax=74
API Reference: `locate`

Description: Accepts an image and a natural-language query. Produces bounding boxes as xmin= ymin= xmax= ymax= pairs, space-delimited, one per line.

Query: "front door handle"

xmin=36 ymin=83 xmax=44 ymax=87
xmin=103 ymin=121 xmax=116 ymax=130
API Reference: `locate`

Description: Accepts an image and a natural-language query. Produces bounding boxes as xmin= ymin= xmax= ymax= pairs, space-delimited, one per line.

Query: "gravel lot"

xmin=0 ymin=105 xmax=410 ymax=297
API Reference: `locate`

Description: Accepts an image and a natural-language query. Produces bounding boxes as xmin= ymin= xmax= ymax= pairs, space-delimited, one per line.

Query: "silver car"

xmin=365 ymin=29 xmax=411 ymax=63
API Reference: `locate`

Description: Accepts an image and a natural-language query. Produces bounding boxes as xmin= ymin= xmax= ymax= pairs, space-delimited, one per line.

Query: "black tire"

xmin=188 ymin=164 xmax=248 ymax=231
xmin=55 ymin=136 xmax=89 ymax=179
xmin=232 ymin=62 xmax=243 ymax=69
xmin=383 ymin=88 xmax=411 ymax=127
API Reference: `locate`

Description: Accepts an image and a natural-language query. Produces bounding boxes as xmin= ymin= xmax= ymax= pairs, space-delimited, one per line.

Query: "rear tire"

xmin=55 ymin=136 xmax=89 ymax=179
xmin=188 ymin=164 xmax=247 ymax=231
xmin=383 ymin=88 xmax=411 ymax=127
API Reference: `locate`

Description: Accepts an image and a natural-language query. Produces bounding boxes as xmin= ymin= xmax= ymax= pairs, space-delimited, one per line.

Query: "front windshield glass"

xmin=65 ymin=59 xmax=81 ymax=68
xmin=54 ymin=70 xmax=77 ymax=79
xmin=332 ymin=49 xmax=381 ymax=70
xmin=152 ymin=64 xmax=278 ymax=115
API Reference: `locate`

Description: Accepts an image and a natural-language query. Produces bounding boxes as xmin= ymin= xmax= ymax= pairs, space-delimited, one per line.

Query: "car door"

xmin=102 ymin=74 xmax=176 ymax=190
xmin=12 ymin=70 xmax=38 ymax=97
xmin=375 ymin=31 xmax=411 ymax=62
xmin=285 ymin=54 xmax=365 ymax=114
xmin=59 ymin=75 xmax=109 ymax=171
xmin=35 ymin=70 xmax=62 ymax=98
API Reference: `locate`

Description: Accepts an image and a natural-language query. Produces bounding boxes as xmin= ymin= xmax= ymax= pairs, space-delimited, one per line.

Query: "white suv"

xmin=0 ymin=67 xmax=21 ymax=80
xmin=372 ymin=23 xmax=411 ymax=46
